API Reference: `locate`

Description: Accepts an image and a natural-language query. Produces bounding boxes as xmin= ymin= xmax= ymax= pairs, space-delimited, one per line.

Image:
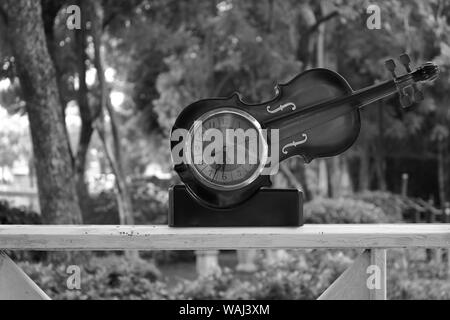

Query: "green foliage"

xmin=88 ymin=187 xmax=429 ymax=227
xmin=19 ymin=250 xmax=352 ymax=300
xmin=169 ymin=250 xmax=352 ymax=300
xmin=3 ymin=0 xmax=450 ymax=199
xmin=350 ymin=191 xmax=409 ymax=222
xmin=350 ymin=191 xmax=442 ymax=222
xmin=85 ymin=180 xmax=169 ymax=225
xmin=305 ymin=192 xmax=443 ymax=224
xmin=304 ymin=197 xmax=390 ymax=224
xmin=390 ymin=279 xmax=450 ymax=300
xmin=21 ymin=248 xmax=450 ymax=300
xmin=20 ymin=255 xmax=165 ymax=300
xmin=387 ymin=249 xmax=450 ymax=300
xmin=87 ymin=191 xmax=121 ymax=225
xmin=131 ymin=179 xmax=170 ymax=224
xmin=0 ymin=200 xmax=41 ymax=224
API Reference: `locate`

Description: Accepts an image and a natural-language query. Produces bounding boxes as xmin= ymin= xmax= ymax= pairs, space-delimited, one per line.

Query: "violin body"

xmin=171 ymin=56 xmax=439 ymax=209
xmin=173 ymin=68 xmax=359 ymax=162
xmin=250 ymin=68 xmax=360 ymax=163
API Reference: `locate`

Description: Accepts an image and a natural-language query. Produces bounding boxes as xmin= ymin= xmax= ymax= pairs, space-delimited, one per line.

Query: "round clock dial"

xmin=186 ymin=108 xmax=268 ymax=191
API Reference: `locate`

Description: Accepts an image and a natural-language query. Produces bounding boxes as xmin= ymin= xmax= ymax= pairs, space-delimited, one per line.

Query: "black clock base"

xmin=168 ymin=185 xmax=303 ymax=227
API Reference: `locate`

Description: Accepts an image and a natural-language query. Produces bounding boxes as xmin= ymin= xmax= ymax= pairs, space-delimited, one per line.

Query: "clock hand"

xmin=213 ymin=166 xmax=220 ymax=180
xmin=222 ymin=148 xmax=228 ymax=176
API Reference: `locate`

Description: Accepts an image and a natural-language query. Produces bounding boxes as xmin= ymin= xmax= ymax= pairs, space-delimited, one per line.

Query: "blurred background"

xmin=0 ymin=0 xmax=449 ymax=299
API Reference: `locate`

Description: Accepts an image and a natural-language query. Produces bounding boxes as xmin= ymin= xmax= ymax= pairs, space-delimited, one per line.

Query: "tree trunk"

xmin=41 ymin=0 xmax=94 ymax=221
xmin=317 ymin=159 xmax=329 ymax=197
xmin=327 ymin=157 xmax=345 ymax=198
xmin=41 ymin=1 xmax=74 ymax=164
xmin=95 ymin=123 xmax=137 ymax=261
xmin=74 ymin=122 xmax=94 ymax=222
xmin=91 ymin=3 xmax=138 ymax=261
xmin=374 ymin=156 xmax=387 ymax=191
xmin=1 ymin=0 xmax=82 ymax=224
xmin=375 ymin=102 xmax=387 ymax=191
xmin=74 ymin=0 xmax=95 ymax=222
xmin=280 ymin=162 xmax=303 ymax=190
xmin=297 ymin=161 xmax=312 ymax=200
xmin=95 ymin=122 xmax=135 ymax=226
xmin=359 ymin=149 xmax=370 ymax=192
xmin=91 ymin=1 xmax=135 ymax=228
xmin=437 ymin=138 xmax=446 ymax=207
xmin=266 ymin=0 xmax=274 ymax=33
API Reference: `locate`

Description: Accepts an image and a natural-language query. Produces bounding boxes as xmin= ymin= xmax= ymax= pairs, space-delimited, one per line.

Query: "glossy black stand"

xmin=169 ymin=185 xmax=303 ymax=227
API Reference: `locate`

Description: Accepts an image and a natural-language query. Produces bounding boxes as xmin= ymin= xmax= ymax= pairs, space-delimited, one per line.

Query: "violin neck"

xmin=267 ymin=79 xmax=399 ymax=128
xmin=352 ymin=80 xmax=398 ymax=109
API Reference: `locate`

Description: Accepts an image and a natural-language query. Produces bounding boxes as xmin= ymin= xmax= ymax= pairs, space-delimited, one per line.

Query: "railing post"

xmin=236 ymin=250 xmax=258 ymax=272
xmin=195 ymin=250 xmax=220 ymax=276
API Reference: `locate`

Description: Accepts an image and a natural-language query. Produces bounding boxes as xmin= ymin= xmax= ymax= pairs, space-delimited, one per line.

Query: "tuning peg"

xmin=399 ymin=53 xmax=425 ymax=103
xmin=399 ymin=53 xmax=412 ymax=72
xmin=414 ymin=89 xmax=424 ymax=102
xmin=386 ymin=58 xmax=411 ymax=107
xmin=400 ymin=92 xmax=413 ymax=108
xmin=385 ymin=59 xmax=397 ymax=79
xmin=398 ymin=86 xmax=414 ymax=108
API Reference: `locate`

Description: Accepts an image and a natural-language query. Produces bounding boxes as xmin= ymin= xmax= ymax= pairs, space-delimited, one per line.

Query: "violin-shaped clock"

xmin=169 ymin=54 xmax=439 ymax=227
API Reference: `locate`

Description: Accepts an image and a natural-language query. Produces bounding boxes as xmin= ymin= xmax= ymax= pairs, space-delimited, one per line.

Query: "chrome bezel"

xmin=185 ymin=108 xmax=268 ymax=191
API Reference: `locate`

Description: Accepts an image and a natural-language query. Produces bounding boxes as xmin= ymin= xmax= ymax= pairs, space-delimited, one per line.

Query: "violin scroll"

xmin=412 ymin=61 xmax=440 ymax=83
xmin=385 ymin=53 xmax=439 ymax=108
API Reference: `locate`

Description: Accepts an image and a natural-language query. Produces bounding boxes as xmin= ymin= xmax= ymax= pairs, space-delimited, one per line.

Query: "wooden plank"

xmin=0 ymin=252 xmax=50 ymax=300
xmin=0 ymin=224 xmax=448 ymax=251
xmin=318 ymin=249 xmax=386 ymax=300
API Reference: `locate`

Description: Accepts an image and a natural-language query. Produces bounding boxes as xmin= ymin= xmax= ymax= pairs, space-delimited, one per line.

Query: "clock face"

xmin=187 ymin=108 xmax=268 ymax=190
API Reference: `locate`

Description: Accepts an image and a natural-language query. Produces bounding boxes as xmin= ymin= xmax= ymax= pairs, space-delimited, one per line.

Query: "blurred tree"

xmin=0 ymin=111 xmax=32 ymax=175
xmin=149 ymin=0 xmax=305 ymax=189
xmin=0 ymin=0 xmax=82 ymax=224
xmin=319 ymin=0 xmax=450 ymax=203
xmin=1 ymin=0 xmax=449 ymax=214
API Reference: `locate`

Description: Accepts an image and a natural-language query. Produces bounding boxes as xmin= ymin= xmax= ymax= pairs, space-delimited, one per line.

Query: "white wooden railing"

xmin=0 ymin=224 xmax=449 ymax=300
